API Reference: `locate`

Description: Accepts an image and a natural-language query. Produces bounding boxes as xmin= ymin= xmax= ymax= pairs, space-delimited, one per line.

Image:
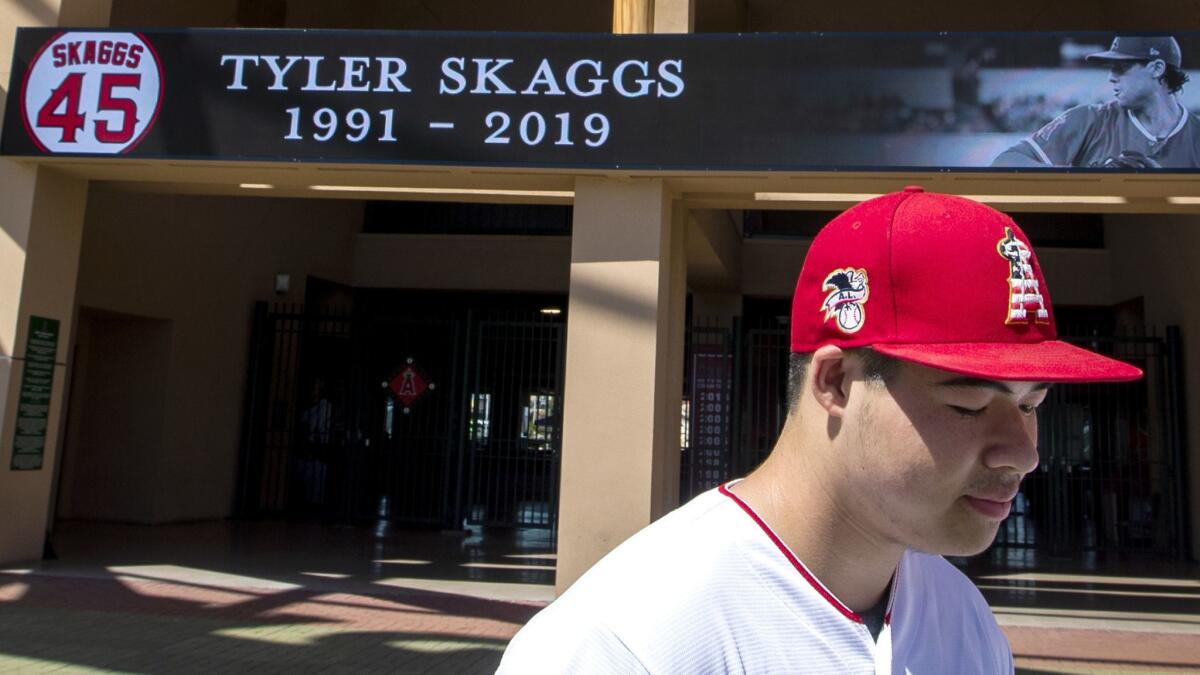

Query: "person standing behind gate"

xmin=497 ymin=188 xmax=1142 ymax=674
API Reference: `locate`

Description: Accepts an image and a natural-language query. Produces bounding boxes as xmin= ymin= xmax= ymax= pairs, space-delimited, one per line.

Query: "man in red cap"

xmin=993 ymin=35 xmax=1200 ymax=168
xmin=498 ymin=189 xmax=1141 ymax=674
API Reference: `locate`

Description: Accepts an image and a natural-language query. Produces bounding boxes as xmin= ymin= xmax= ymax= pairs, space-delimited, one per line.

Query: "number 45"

xmin=37 ymin=72 xmax=141 ymax=143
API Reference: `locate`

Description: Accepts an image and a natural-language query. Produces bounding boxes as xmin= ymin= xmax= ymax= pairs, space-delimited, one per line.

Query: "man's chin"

xmin=944 ymin=538 xmax=996 ymax=557
xmin=921 ymin=523 xmax=1001 ymax=557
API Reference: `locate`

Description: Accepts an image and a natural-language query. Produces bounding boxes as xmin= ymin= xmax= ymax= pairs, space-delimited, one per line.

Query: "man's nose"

xmin=983 ymin=408 xmax=1039 ymax=475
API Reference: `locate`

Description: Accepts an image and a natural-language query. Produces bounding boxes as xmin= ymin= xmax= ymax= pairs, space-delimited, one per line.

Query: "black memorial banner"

xmin=4 ymin=29 xmax=1199 ymax=170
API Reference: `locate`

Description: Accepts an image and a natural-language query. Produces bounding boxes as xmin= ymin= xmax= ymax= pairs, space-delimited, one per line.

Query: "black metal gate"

xmin=236 ymin=303 xmax=359 ymax=519
xmin=681 ymin=319 xmax=788 ymax=502
xmin=736 ymin=321 xmax=790 ymax=480
xmin=462 ymin=317 xmax=565 ymax=531
xmin=365 ymin=315 xmax=464 ymax=526
xmin=237 ymin=301 xmax=565 ymax=533
xmin=995 ymin=328 xmax=1188 ymax=558
xmin=681 ymin=323 xmax=736 ymax=501
xmin=680 ymin=318 xmax=1189 ymax=558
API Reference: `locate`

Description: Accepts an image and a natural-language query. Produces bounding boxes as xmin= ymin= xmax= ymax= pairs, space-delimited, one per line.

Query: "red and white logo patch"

xmin=820 ymin=267 xmax=869 ymax=334
xmin=997 ymin=227 xmax=1050 ymax=324
xmin=385 ymin=357 xmax=436 ymax=414
xmin=21 ymin=32 xmax=162 ymax=154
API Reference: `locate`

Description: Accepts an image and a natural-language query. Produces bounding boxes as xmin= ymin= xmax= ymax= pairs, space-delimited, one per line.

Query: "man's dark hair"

xmin=785 ymin=348 xmax=901 ymax=414
xmin=1163 ymin=64 xmax=1190 ymax=94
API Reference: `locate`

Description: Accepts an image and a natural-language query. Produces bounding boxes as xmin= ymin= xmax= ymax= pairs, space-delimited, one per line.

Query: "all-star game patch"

xmin=821 ymin=267 xmax=870 ymax=334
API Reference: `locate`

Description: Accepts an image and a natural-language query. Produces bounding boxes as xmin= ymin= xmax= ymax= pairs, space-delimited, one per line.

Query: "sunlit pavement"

xmin=0 ymin=520 xmax=1196 ymax=673
xmin=0 ymin=520 xmax=552 ymax=673
xmin=0 ymin=572 xmax=540 ymax=673
xmin=957 ymin=547 xmax=1200 ymax=673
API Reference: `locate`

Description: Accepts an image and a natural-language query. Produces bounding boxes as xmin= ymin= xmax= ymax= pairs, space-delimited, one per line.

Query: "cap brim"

xmin=870 ymin=340 xmax=1143 ymax=383
xmin=1086 ymin=51 xmax=1142 ymax=62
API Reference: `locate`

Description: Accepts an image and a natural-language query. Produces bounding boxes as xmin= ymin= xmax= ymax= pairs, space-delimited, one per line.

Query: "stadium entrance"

xmin=236 ymin=290 xmax=567 ymax=538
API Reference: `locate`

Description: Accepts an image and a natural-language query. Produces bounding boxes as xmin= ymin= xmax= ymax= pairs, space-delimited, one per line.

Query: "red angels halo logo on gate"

xmin=385 ymin=357 xmax=436 ymax=414
xmin=20 ymin=32 xmax=163 ymax=154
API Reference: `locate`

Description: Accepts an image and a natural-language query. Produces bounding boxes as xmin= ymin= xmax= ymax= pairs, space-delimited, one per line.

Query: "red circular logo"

xmin=21 ymin=32 xmax=163 ymax=154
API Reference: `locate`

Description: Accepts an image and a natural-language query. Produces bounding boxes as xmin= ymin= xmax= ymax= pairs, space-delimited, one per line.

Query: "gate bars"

xmin=239 ymin=302 xmax=1187 ymax=558
xmin=681 ymin=320 xmax=1189 ymax=559
xmin=237 ymin=302 xmax=566 ymax=536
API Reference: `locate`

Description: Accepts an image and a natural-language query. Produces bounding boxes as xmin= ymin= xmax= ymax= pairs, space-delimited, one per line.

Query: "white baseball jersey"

xmin=498 ymin=483 xmax=1013 ymax=674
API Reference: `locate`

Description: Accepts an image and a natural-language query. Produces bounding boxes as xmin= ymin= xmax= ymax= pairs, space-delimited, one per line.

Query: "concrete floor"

xmin=40 ymin=519 xmax=558 ymax=603
xmin=958 ymin=546 xmax=1200 ymax=673
xmin=0 ymin=519 xmax=1195 ymax=673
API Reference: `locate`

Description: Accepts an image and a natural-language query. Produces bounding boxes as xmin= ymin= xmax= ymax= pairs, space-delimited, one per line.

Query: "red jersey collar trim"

xmin=718 ymin=482 xmax=863 ymax=624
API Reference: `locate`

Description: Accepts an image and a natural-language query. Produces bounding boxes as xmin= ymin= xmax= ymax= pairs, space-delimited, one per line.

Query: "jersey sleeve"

xmin=990 ymin=141 xmax=1046 ymax=167
xmin=496 ymin=611 xmax=652 ymax=675
xmin=1021 ymin=104 xmax=1099 ymax=166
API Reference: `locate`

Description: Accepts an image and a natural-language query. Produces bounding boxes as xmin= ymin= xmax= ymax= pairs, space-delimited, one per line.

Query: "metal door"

xmin=462 ymin=316 xmax=565 ymax=530
xmin=365 ymin=316 xmax=464 ymax=527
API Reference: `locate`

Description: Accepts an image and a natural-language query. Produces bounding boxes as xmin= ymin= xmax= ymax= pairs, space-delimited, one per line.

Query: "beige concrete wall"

xmin=556 ymin=177 xmax=686 ymax=592
xmin=353 ymin=234 xmax=570 ymax=292
xmin=2 ymin=1 xmax=53 ymax=100
xmin=0 ymin=167 xmax=88 ymax=563
xmin=688 ymin=210 xmax=740 ymax=292
xmin=653 ymin=0 xmax=694 ymax=33
xmin=0 ymin=0 xmax=111 ymax=566
xmin=740 ymin=239 xmax=810 ymax=299
xmin=56 ymin=311 xmax=172 ymax=521
xmin=1106 ymin=215 xmax=1200 ymax=560
xmin=67 ymin=191 xmax=359 ymax=523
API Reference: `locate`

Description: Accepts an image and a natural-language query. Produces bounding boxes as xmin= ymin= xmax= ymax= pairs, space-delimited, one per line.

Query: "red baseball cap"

xmin=790 ymin=187 xmax=1143 ymax=382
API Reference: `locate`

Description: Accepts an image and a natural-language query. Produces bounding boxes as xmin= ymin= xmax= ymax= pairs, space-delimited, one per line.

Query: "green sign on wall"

xmin=10 ymin=316 xmax=59 ymax=471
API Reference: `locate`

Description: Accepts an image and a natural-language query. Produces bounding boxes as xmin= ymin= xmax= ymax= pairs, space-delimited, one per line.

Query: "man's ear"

xmin=808 ymin=345 xmax=851 ymax=418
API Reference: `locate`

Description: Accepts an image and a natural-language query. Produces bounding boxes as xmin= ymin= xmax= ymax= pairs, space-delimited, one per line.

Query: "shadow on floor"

xmin=0 ymin=518 xmax=554 ymax=673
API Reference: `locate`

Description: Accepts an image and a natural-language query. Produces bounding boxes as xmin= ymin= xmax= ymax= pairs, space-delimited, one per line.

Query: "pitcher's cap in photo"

xmin=1086 ymin=36 xmax=1182 ymax=68
xmin=790 ymin=187 xmax=1143 ymax=383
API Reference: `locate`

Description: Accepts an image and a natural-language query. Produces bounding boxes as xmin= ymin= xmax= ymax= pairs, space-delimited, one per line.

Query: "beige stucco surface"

xmin=61 ymin=191 xmax=360 ymax=524
xmin=555 ymin=177 xmax=686 ymax=592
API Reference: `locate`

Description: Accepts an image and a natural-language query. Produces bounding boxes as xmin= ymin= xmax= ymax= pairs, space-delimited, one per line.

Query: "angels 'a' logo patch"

xmin=821 ymin=268 xmax=869 ymax=334
xmin=997 ymin=227 xmax=1050 ymax=324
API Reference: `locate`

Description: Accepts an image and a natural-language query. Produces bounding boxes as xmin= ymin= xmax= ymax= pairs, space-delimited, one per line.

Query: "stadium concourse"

xmin=0 ymin=520 xmax=1196 ymax=674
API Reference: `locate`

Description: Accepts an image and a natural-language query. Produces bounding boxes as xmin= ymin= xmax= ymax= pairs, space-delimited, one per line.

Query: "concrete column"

xmin=0 ymin=0 xmax=103 ymax=564
xmin=612 ymin=0 xmax=693 ymax=34
xmin=652 ymin=0 xmax=694 ymax=33
xmin=612 ymin=0 xmax=653 ymax=33
xmin=556 ymin=178 xmax=686 ymax=592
